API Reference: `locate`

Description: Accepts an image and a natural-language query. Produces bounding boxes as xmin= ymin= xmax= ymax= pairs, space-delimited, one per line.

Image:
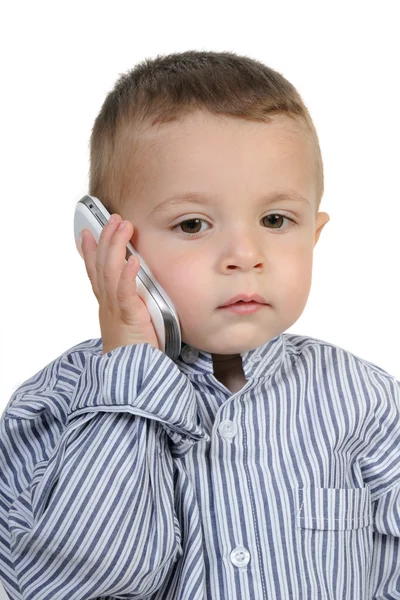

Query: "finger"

xmin=102 ymin=218 xmax=134 ymax=312
xmin=95 ymin=214 xmax=123 ymax=303
xmin=81 ymin=229 xmax=100 ymax=299
xmin=117 ymin=255 xmax=140 ymax=321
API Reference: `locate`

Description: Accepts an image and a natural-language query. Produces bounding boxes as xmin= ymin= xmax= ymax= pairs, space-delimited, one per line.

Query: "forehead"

xmin=138 ymin=110 xmax=310 ymax=152
xmin=130 ymin=111 xmax=317 ymax=205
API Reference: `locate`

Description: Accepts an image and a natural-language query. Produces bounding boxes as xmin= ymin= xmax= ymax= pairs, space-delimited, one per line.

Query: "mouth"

xmin=219 ymin=293 xmax=268 ymax=308
xmin=218 ymin=300 xmax=267 ymax=314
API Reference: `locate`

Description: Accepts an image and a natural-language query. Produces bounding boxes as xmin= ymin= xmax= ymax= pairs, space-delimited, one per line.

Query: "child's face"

xmin=123 ymin=110 xmax=330 ymax=366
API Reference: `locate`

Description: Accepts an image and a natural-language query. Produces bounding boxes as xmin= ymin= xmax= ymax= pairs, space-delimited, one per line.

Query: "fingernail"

xmin=118 ymin=220 xmax=126 ymax=230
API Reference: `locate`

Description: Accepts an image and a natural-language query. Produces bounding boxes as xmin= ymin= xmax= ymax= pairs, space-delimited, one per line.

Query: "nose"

xmin=221 ymin=234 xmax=264 ymax=272
xmin=225 ymin=258 xmax=263 ymax=271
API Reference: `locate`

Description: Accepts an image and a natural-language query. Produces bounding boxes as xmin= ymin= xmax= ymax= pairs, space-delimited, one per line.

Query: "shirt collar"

xmin=175 ymin=333 xmax=285 ymax=380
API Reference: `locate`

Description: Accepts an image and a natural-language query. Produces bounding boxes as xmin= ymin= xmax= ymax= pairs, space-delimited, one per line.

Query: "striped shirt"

xmin=1 ymin=332 xmax=400 ymax=599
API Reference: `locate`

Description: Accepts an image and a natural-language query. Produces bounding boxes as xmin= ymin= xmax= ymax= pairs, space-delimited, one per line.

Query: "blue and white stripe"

xmin=1 ymin=333 xmax=400 ymax=599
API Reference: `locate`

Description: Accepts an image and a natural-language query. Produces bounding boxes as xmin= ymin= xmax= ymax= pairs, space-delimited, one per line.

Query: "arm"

xmin=370 ymin=484 xmax=400 ymax=599
xmin=0 ymin=340 xmax=208 ymax=600
xmin=359 ymin=369 xmax=400 ymax=599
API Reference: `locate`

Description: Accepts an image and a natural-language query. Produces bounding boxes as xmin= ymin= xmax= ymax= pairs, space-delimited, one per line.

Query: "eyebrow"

xmin=150 ymin=190 xmax=311 ymax=215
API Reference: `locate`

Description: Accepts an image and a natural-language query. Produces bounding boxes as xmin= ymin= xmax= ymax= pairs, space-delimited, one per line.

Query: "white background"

xmin=0 ymin=1 xmax=399 ymax=597
xmin=1 ymin=2 xmax=399 ymax=407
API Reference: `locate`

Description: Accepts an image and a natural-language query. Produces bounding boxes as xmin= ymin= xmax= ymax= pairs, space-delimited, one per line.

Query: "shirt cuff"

xmin=67 ymin=343 xmax=209 ymax=453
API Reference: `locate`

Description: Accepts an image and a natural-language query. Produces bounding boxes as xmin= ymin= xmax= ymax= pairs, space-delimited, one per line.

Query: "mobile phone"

xmin=74 ymin=195 xmax=182 ymax=360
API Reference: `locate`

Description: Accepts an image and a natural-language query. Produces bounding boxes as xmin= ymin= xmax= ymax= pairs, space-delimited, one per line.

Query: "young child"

xmin=1 ymin=50 xmax=399 ymax=600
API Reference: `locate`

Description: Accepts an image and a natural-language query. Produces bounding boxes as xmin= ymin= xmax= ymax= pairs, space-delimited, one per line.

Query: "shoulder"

xmin=282 ymin=332 xmax=400 ymax=401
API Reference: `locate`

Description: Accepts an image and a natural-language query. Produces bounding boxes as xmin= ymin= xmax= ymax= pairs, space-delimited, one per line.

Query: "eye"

xmin=262 ymin=214 xmax=295 ymax=229
xmin=172 ymin=218 xmax=209 ymax=237
xmin=172 ymin=214 xmax=295 ymax=238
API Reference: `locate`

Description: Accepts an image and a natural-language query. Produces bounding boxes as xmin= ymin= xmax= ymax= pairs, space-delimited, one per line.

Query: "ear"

xmin=314 ymin=212 xmax=330 ymax=246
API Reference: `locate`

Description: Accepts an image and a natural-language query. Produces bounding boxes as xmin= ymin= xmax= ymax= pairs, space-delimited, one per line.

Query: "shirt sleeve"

xmin=0 ymin=341 xmax=208 ymax=600
xmin=370 ymin=484 xmax=400 ymax=599
xmin=360 ymin=369 xmax=400 ymax=502
xmin=371 ymin=484 xmax=400 ymax=600
xmin=359 ymin=369 xmax=400 ymax=598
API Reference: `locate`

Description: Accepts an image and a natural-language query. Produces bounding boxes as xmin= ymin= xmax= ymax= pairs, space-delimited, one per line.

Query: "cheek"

xmin=276 ymin=249 xmax=313 ymax=305
xmin=285 ymin=250 xmax=313 ymax=278
xmin=145 ymin=251 xmax=206 ymax=306
xmin=271 ymin=242 xmax=313 ymax=279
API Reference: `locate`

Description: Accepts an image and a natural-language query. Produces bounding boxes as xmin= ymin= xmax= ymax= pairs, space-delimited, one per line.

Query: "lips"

xmin=219 ymin=293 xmax=267 ymax=307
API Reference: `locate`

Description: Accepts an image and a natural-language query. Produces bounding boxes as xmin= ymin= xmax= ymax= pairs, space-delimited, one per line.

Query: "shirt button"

xmin=252 ymin=355 xmax=262 ymax=362
xmin=180 ymin=345 xmax=199 ymax=364
xmin=218 ymin=420 xmax=237 ymax=440
xmin=230 ymin=546 xmax=250 ymax=567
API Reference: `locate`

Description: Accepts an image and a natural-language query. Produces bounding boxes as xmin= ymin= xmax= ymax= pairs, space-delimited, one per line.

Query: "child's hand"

xmin=81 ymin=214 xmax=160 ymax=355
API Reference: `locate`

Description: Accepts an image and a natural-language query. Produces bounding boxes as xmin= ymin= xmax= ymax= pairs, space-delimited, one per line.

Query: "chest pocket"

xmin=295 ymin=487 xmax=373 ymax=599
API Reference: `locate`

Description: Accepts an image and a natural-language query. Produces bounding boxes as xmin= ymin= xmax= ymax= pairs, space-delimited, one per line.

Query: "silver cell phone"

xmin=74 ymin=194 xmax=182 ymax=360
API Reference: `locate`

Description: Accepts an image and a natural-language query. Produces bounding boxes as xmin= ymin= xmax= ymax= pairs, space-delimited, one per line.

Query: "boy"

xmin=1 ymin=50 xmax=399 ymax=599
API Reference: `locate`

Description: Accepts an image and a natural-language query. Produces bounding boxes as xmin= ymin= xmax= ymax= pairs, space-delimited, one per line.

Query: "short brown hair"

xmin=89 ymin=50 xmax=324 ymax=216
